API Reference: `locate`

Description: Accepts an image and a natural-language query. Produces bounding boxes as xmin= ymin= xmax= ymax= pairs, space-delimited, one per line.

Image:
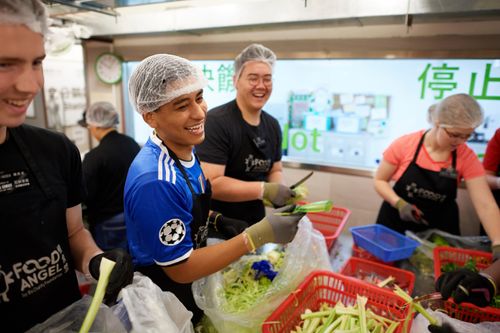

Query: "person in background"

xmin=125 ymin=53 xmax=304 ymax=323
xmin=79 ymin=102 xmax=140 ymax=251
xmin=373 ymin=93 xmax=500 ymax=259
xmin=0 ymin=1 xmax=133 ymax=331
xmin=196 ymin=44 xmax=294 ymax=237
xmin=483 ymin=127 xmax=500 ymax=206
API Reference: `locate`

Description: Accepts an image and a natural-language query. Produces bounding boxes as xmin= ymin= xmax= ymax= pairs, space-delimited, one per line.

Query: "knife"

xmin=290 ymin=171 xmax=314 ymax=189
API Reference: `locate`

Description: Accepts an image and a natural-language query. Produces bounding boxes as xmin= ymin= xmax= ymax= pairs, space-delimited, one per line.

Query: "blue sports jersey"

xmin=124 ymin=133 xmax=207 ymax=267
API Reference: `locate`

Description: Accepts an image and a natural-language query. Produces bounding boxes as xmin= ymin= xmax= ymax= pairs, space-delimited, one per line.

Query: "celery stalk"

xmin=79 ymin=257 xmax=115 ymax=333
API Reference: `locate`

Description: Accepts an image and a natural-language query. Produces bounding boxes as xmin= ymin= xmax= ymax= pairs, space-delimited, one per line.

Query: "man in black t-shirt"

xmin=0 ymin=2 xmax=133 ymax=331
xmin=80 ymin=102 xmax=140 ymax=250
xmin=196 ymin=44 xmax=294 ymax=231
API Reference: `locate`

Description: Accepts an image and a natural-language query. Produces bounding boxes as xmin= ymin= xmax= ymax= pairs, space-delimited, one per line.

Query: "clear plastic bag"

xmin=192 ymin=216 xmax=332 ymax=333
xmin=411 ymin=309 xmax=500 ymax=333
xmin=405 ymin=229 xmax=491 ymax=259
xmin=121 ymin=273 xmax=194 ymax=333
xmin=26 ymin=273 xmax=194 ymax=333
xmin=25 ymin=295 xmax=127 ymax=333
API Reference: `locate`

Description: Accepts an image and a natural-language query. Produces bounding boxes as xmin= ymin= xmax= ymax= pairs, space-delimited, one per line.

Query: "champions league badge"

xmin=159 ymin=219 xmax=186 ymax=246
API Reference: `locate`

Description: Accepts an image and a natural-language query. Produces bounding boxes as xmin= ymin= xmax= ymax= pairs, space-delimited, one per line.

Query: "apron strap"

xmin=413 ymin=130 xmax=457 ymax=170
xmin=9 ymin=127 xmax=57 ymax=200
xmin=411 ymin=130 xmax=429 ymax=163
xmin=165 ymin=146 xmax=197 ymax=195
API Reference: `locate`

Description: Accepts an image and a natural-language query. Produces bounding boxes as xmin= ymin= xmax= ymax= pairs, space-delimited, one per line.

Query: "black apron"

xmin=376 ymin=130 xmax=460 ymax=235
xmin=0 ymin=128 xmax=80 ymax=332
xmin=210 ymin=107 xmax=274 ymax=225
xmin=137 ymin=147 xmax=211 ymax=325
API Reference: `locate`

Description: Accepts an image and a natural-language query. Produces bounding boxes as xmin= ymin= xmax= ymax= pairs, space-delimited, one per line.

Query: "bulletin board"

xmin=123 ymin=59 xmax=500 ymax=171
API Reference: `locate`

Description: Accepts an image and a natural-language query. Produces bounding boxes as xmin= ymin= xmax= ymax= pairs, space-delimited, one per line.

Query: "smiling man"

xmin=0 ymin=1 xmax=133 ymax=331
xmin=124 ymin=54 xmax=304 ymax=324
xmin=196 ymin=44 xmax=294 ymax=233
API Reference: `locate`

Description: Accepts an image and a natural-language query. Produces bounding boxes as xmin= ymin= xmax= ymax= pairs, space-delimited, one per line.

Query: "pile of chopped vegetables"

xmin=292 ymin=296 xmax=401 ymax=333
xmin=220 ymin=250 xmax=284 ymax=313
xmin=352 ymin=270 xmax=410 ymax=293
xmin=441 ymin=258 xmax=478 ymax=273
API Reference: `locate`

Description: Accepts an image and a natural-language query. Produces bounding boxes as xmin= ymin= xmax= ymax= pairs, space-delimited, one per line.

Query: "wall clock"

xmin=95 ymin=52 xmax=123 ymax=84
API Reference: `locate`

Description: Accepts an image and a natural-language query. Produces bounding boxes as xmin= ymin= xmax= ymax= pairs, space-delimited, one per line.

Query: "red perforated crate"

xmin=306 ymin=206 xmax=350 ymax=250
xmin=262 ymin=270 xmax=412 ymax=333
xmin=352 ymin=244 xmax=395 ymax=266
xmin=433 ymin=246 xmax=492 ymax=279
xmin=340 ymin=257 xmax=416 ymax=294
xmin=433 ymin=246 xmax=500 ymax=323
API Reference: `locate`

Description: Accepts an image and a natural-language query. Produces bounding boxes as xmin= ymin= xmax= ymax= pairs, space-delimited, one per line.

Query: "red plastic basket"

xmin=352 ymin=244 xmax=395 ymax=266
xmin=340 ymin=257 xmax=416 ymax=294
xmin=433 ymin=246 xmax=492 ymax=279
xmin=433 ymin=246 xmax=500 ymax=323
xmin=306 ymin=206 xmax=350 ymax=250
xmin=262 ymin=270 xmax=412 ymax=333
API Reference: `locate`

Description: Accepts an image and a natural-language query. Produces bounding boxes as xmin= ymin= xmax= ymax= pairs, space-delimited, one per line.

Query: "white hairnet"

xmin=436 ymin=93 xmax=484 ymax=128
xmin=128 ymin=54 xmax=207 ymax=115
xmin=234 ymin=43 xmax=276 ymax=79
xmin=86 ymin=102 xmax=119 ymax=128
xmin=0 ymin=0 xmax=48 ymax=36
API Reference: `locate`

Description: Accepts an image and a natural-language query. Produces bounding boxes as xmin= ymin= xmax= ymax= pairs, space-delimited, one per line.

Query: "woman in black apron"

xmin=375 ymin=130 xmax=460 ymax=235
xmin=374 ymin=94 xmax=500 ymax=253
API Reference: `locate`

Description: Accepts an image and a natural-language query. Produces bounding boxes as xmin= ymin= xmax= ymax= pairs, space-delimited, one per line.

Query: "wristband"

xmin=212 ymin=213 xmax=222 ymax=232
xmin=395 ymin=198 xmax=406 ymax=209
xmin=480 ymin=272 xmax=498 ymax=296
xmin=243 ymin=232 xmax=256 ymax=253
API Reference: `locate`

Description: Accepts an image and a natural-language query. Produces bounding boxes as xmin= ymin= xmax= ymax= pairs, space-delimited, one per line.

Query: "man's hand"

xmin=262 ymin=182 xmax=295 ymax=208
xmin=89 ymin=248 xmax=134 ymax=304
xmin=245 ymin=205 xmax=304 ymax=249
xmin=436 ymin=268 xmax=496 ymax=307
xmin=208 ymin=212 xmax=249 ymax=239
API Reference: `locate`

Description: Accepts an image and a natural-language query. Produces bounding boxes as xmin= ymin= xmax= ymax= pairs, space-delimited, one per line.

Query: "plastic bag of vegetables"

xmin=192 ymin=216 xmax=331 ymax=333
xmin=27 ymin=273 xmax=194 ymax=333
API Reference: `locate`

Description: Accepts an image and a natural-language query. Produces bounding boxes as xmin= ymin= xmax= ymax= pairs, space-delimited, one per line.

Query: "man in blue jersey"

xmin=125 ymin=54 xmax=304 ymax=323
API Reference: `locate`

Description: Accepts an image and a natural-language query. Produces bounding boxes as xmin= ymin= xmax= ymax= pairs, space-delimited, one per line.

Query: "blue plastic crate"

xmin=349 ymin=224 xmax=419 ymax=262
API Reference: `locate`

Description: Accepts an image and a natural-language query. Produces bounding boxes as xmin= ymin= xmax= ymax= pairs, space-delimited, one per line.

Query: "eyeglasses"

xmin=441 ymin=127 xmax=473 ymax=141
xmin=245 ymin=75 xmax=273 ymax=87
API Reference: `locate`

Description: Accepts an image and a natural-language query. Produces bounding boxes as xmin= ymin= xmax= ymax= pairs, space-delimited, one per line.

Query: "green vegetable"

xmin=275 ymin=200 xmax=333 ymax=216
xmin=220 ymin=251 xmax=284 ymax=313
xmin=79 ymin=258 xmax=115 ymax=333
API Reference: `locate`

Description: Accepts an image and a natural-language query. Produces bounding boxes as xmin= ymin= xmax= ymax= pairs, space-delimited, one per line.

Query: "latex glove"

xmin=428 ymin=323 xmax=456 ymax=333
xmin=435 ymin=268 xmax=496 ymax=307
xmin=245 ymin=205 xmax=304 ymax=249
xmin=395 ymin=198 xmax=427 ymax=225
xmin=492 ymin=243 xmax=500 ymax=261
xmin=262 ymin=182 xmax=295 ymax=208
xmin=89 ymin=248 xmax=134 ymax=305
xmin=208 ymin=211 xmax=249 ymax=239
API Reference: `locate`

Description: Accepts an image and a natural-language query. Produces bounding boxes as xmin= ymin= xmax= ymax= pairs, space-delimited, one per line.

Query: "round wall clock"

xmin=95 ymin=52 xmax=123 ymax=84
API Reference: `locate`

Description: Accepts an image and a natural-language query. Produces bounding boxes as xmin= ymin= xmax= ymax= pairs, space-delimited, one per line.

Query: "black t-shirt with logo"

xmin=0 ymin=125 xmax=82 ymax=332
xmin=196 ymin=100 xmax=282 ymax=224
